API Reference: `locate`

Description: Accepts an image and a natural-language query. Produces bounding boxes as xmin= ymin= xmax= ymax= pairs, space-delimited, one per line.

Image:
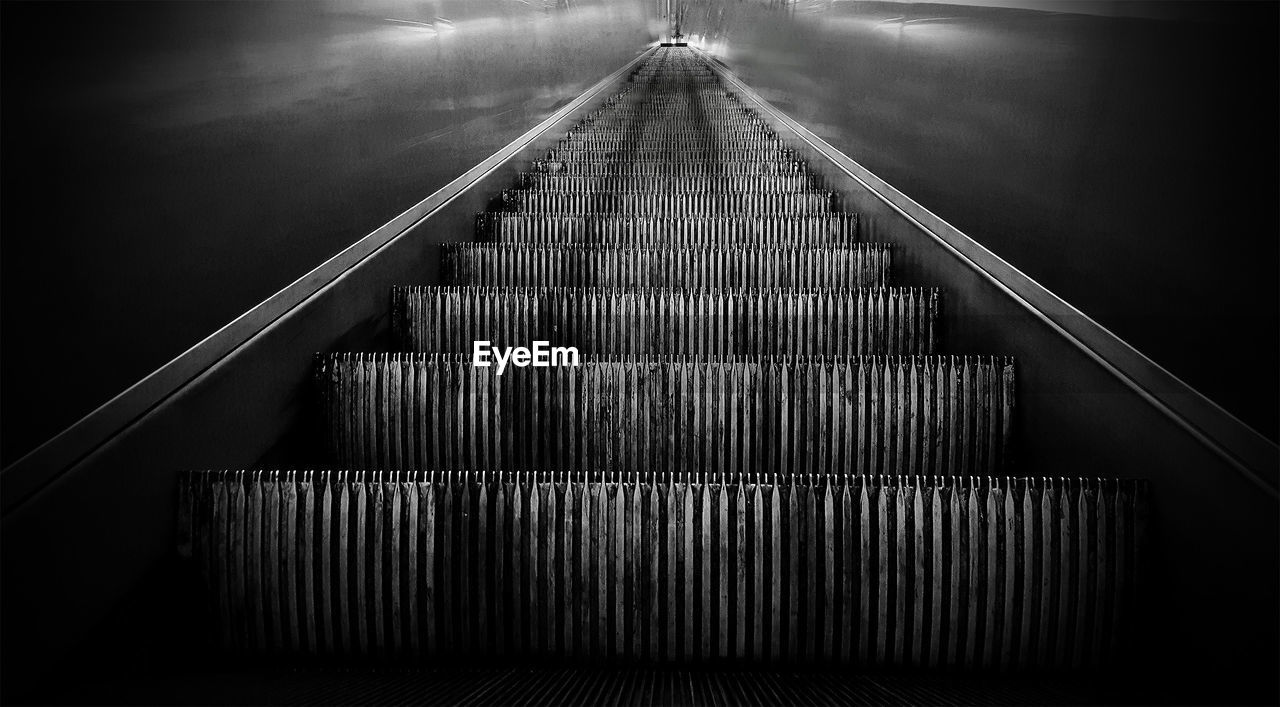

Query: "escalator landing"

xmin=48 ymin=666 xmax=1117 ymax=706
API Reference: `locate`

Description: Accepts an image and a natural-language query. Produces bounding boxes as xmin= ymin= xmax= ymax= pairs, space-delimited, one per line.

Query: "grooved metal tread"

xmin=47 ymin=667 xmax=1107 ymax=706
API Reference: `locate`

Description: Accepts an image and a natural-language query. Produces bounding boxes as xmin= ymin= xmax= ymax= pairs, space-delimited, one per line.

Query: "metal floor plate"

xmin=46 ymin=666 xmax=1113 ymax=706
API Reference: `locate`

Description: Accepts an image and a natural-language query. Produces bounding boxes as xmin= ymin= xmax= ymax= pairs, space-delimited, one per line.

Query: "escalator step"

xmin=391 ymin=286 xmax=938 ymax=356
xmin=442 ymin=244 xmax=890 ymax=288
xmin=180 ymin=470 xmax=1143 ymax=671
xmin=514 ymin=175 xmax=818 ymax=192
xmin=476 ymin=213 xmax=857 ymax=246
xmin=498 ymin=190 xmax=835 ymax=216
xmin=526 ymin=161 xmax=807 ymax=175
xmin=315 ymin=354 xmax=1014 ymax=476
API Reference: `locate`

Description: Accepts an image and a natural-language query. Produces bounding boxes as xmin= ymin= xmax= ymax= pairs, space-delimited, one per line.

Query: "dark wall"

xmin=686 ymin=0 xmax=1279 ymax=440
xmin=0 ymin=0 xmax=656 ymax=465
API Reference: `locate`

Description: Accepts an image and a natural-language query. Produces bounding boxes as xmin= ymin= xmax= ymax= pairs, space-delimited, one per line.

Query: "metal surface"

xmin=183 ymin=470 xmax=1144 ymax=670
xmin=47 ymin=666 xmax=1099 ymax=705
xmin=443 ymin=244 xmax=890 ymax=288
xmin=479 ymin=213 xmax=858 ymax=245
xmin=318 ymin=354 xmax=1014 ymax=476
xmin=393 ymin=286 xmax=938 ymax=355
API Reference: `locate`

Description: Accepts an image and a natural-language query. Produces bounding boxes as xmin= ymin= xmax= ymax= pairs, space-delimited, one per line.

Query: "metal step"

xmin=515 ymin=175 xmax=819 ymax=193
xmin=392 ymin=287 xmax=938 ymax=356
xmin=498 ymin=190 xmax=836 ymax=216
xmin=316 ymin=354 xmax=1014 ymax=476
xmin=527 ymin=160 xmax=809 ymax=175
xmin=443 ymin=244 xmax=890 ymax=288
xmin=477 ymin=213 xmax=857 ymax=246
xmin=180 ymin=471 xmax=1143 ymax=669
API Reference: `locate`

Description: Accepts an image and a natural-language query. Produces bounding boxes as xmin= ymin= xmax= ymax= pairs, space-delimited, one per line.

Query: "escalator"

xmin=167 ymin=47 xmax=1146 ymax=704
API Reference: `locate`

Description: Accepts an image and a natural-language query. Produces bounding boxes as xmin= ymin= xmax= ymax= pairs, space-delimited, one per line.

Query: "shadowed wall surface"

xmin=0 ymin=0 xmax=655 ymax=464
xmin=685 ymin=0 xmax=1279 ymax=440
